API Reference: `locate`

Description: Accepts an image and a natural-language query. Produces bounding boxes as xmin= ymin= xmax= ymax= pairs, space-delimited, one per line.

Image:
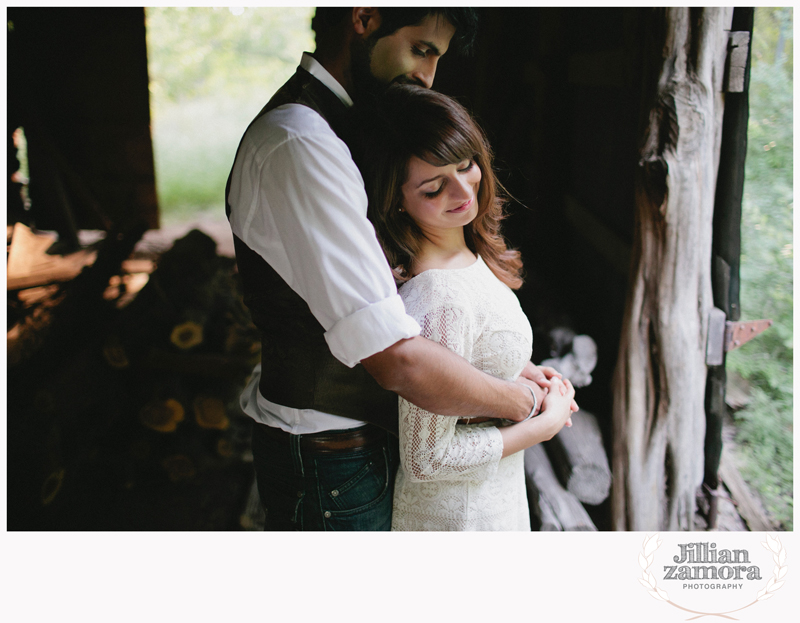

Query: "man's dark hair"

xmin=312 ymin=7 xmax=479 ymax=55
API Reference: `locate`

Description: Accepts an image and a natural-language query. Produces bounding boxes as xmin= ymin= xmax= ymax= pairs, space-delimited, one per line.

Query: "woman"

xmin=356 ymin=85 xmax=577 ymax=531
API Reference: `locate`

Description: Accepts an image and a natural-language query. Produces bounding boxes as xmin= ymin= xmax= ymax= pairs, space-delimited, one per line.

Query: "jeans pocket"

xmin=317 ymin=446 xmax=392 ymax=522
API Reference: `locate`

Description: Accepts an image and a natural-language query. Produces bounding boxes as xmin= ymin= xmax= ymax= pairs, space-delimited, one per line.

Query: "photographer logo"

xmin=638 ymin=533 xmax=787 ymax=617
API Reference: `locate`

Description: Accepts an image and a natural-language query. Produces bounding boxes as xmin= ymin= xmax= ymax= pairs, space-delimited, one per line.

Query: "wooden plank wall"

xmin=7 ymin=7 xmax=158 ymax=233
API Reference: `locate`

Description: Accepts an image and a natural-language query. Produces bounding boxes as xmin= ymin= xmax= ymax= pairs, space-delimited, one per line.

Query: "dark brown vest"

xmin=225 ymin=66 xmax=398 ymax=434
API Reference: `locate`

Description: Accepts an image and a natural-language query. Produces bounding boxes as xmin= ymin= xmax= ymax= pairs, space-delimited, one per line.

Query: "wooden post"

xmin=612 ymin=8 xmax=732 ymax=530
xmin=704 ymin=7 xmax=753 ymax=530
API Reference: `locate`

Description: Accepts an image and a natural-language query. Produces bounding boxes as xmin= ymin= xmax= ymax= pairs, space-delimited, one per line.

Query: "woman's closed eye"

xmin=424 ymin=185 xmax=444 ymax=199
xmin=422 ymin=161 xmax=475 ymax=198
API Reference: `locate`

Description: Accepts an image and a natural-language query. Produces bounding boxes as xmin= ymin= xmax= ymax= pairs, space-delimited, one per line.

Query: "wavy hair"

xmin=355 ymin=84 xmax=523 ymax=289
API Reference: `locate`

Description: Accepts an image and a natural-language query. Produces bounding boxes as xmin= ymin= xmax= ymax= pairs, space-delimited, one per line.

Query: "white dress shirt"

xmin=228 ymin=53 xmax=421 ymax=434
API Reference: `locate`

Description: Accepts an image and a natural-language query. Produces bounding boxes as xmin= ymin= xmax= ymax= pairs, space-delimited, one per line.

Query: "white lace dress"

xmin=391 ymin=255 xmax=533 ymax=531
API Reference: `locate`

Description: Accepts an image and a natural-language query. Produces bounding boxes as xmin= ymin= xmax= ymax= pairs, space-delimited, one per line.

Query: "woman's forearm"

xmin=499 ymin=415 xmax=562 ymax=458
xmin=399 ymin=402 xmax=503 ymax=483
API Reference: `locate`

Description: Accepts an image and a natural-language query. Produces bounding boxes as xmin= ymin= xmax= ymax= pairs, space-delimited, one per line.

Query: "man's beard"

xmin=349 ymin=35 xmax=385 ymax=103
xmin=349 ymin=35 xmax=424 ymax=104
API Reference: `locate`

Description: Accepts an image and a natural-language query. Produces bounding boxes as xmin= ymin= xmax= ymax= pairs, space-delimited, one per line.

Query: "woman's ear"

xmin=352 ymin=7 xmax=381 ymax=37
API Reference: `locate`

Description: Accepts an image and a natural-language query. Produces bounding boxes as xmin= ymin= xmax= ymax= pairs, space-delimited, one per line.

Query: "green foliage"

xmin=146 ymin=7 xmax=314 ymax=103
xmin=725 ymin=7 xmax=793 ymax=530
xmin=752 ymin=7 xmax=793 ymax=72
xmin=145 ymin=7 xmax=315 ymax=219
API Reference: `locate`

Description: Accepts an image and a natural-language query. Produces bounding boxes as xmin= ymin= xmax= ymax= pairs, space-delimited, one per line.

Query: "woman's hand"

xmin=539 ymin=376 xmax=575 ymax=432
xmin=499 ymin=376 xmax=576 ymax=458
xmin=520 ymin=361 xmax=579 ymax=414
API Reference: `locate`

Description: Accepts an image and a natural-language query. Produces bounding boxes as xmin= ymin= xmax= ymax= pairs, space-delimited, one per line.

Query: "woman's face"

xmin=400 ymin=156 xmax=482 ymax=235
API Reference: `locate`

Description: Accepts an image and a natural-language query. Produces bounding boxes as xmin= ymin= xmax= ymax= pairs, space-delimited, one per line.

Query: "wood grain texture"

xmin=612 ymin=7 xmax=733 ymax=530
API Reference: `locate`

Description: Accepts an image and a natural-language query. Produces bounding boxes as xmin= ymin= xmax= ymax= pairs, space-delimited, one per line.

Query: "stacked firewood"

xmin=7 ymin=225 xmax=259 ymax=529
xmin=525 ymin=328 xmax=611 ymax=531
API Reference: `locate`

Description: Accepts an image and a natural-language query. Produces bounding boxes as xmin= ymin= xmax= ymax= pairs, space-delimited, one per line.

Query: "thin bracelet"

xmin=521 ymin=385 xmax=537 ymax=422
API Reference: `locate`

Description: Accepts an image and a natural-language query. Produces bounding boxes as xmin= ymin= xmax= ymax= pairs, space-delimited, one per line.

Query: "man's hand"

xmin=520 ymin=361 xmax=579 ymax=414
xmin=520 ymin=361 xmax=561 ymax=388
xmin=514 ymin=376 xmax=547 ymax=419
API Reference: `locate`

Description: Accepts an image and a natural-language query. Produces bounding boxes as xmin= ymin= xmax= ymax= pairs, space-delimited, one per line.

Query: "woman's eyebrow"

xmin=416 ymin=174 xmax=445 ymax=188
xmin=415 ymin=159 xmax=470 ymax=187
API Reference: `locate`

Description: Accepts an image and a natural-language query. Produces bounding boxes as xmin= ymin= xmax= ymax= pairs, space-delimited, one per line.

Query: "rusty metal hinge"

xmin=725 ymin=319 xmax=773 ymax=351
xmin=707 ymin=307 xmax=772 ymax=365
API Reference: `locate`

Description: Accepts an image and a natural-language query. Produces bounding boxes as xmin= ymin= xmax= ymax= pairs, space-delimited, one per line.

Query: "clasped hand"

xmin=517 ymin=361 xmax=579 ymax=427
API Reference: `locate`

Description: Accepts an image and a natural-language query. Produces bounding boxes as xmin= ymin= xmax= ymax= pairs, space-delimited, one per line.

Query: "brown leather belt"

xmin=258 ymin=422 xmax=387 ymax=454
xmin=456 ymin=417 xmax=495 ymax=425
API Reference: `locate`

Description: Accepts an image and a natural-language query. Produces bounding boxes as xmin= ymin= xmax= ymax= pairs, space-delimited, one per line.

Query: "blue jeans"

xmin=251 ymin=422 xmax=398 ymax=531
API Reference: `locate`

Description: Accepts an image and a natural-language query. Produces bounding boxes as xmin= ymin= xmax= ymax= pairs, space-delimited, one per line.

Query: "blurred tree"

xmin=751 ymin=6 xmax=793 ymax=70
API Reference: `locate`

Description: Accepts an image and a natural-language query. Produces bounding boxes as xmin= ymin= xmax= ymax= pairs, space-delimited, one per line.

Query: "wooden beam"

xmin=704 ymin=7 xmax=753 ymax=528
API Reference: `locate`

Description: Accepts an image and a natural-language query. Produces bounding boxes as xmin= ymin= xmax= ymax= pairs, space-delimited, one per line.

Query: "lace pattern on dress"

xmin=391 ymin=256 xmax=533 ymax=531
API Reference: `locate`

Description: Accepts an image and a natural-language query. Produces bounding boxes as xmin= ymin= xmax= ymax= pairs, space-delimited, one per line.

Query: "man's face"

xmin=368 ymin=14 xmax=456 ymax=88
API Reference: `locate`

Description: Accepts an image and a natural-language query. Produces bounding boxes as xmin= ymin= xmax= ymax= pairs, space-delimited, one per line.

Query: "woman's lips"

xmin=447 ymin=198 xmax=473 ymax=213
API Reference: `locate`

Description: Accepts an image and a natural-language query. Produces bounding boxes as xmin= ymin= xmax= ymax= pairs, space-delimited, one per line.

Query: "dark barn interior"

xmin=436 ymin=6 xmax=638 ymax=437
xmin=6 ymin=7 xmax=751 ymax=531
xmin=434 ymin=7 xmax=643 ymax=530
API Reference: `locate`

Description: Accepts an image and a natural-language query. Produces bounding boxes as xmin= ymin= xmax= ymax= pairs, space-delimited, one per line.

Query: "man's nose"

xmin=410 ymin=58 xmax=438 ymax=89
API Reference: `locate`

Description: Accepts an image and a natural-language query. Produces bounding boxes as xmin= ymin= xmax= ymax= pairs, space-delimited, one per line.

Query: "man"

xmin=226 ymin=7 xmax=557 ymax=531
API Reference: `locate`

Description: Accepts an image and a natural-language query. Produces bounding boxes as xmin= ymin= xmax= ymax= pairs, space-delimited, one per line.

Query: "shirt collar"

xmin=301 ymin=52 xmax=354 ymax=108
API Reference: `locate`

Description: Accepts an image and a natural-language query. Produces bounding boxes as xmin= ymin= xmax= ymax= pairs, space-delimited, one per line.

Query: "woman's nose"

xmin=450 ymin=175 xmax=472 ymax=201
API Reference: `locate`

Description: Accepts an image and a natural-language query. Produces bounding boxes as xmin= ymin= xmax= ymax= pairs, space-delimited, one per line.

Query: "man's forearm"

xmin=362 ymin=336 xmax=535 ymax=420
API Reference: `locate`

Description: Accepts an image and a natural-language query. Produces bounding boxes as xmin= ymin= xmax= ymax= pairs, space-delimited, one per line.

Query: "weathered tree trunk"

xmin=611 ymin=7 xmax=732 ymax=531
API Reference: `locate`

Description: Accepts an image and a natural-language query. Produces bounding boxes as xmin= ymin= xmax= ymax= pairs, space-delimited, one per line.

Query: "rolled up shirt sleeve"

xmin=228 ymin=104 xmax=420 ymax=368
xmin=325 ymin=293 xmax=420 ymax=367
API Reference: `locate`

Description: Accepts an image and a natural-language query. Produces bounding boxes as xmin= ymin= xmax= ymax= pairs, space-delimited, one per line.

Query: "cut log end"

xmin=567 ymin=465 xmax=613 ymax=506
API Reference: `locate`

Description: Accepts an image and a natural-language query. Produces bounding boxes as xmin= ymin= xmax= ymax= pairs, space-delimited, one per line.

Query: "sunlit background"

xmin=145 ymin=6 xmax=314 ymax=224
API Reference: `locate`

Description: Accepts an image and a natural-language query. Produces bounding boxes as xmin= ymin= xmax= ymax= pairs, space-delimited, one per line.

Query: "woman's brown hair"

xmin=354 ymin=84 xmax=523 ymax=289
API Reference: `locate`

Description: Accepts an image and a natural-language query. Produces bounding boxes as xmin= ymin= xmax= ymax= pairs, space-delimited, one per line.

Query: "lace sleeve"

xmin=398 ymin=275 xmax=504 ymax=483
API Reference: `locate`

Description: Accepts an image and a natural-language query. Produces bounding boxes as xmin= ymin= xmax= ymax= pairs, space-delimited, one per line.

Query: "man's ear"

xmin=352 ymin=7 xmax=381 ymax=37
